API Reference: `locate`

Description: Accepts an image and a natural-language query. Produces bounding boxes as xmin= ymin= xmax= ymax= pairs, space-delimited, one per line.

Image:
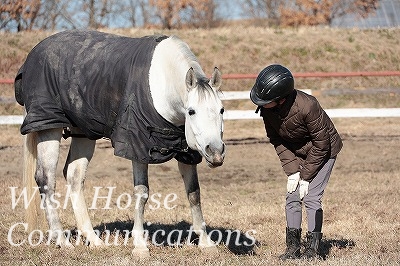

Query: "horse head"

xmin=184 ymin=67 xmax=225 ymax=168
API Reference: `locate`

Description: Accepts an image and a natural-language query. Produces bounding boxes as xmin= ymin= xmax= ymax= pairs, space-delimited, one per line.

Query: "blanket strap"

xmin=148 ymin=145 xmax=189 ymax=157
xmin=146 ymin=125 xmax=189 ymax=157
xmin=62 ymin=128 xmax=87 ymax=139
xmin=146 ymin=126 xmax=185 ymax=137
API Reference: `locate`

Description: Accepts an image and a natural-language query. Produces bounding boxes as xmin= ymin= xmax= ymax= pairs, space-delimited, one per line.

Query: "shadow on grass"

xmin=92 ymin=220 xmax=259 ymax=255
xmin=319 ymin=237 xmax=356 ymax=260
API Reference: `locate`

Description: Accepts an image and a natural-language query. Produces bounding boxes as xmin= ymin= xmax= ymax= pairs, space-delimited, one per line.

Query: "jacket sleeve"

xmin=263 ymin=117 xmax=299 ymax=176
xmin=301 ymin=100 xmax=331 ymax=180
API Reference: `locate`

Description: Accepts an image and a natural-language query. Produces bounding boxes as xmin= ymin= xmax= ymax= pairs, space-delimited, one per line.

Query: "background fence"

xmin=220 ymin=71 xmax=400 ymax=119
xmin=1 ymin=71 xmax=400 ymax=124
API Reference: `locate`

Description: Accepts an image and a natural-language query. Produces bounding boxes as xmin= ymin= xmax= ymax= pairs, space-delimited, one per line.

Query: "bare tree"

xmin=123 ymin=0 xmax=139 ymax=26
xmin=118 ymin=0 xmax=152 ymax=28
xmin=0 ymin=0 xmax=41 ymax=31
xmin=241 ymin=0 xmax=283 ymax=25
xmin=149 ymin=0 xmax=219 ymax=29
xmin=140 ymin=0 xmax=152 ymax=26
xmin=33 ymin=0 xmax=72 ymax=30
xmin=80 ymin=0 xmax=117 ymax=29
xmin=149 ymin=0 xmax=182 ymax=29
xmin=180 ymin=0 xmax=218 ymax=28
xmin=280 ymin=0 xmax=379 ymax=27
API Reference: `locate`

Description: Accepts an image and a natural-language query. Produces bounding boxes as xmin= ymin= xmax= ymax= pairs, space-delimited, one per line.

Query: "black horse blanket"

xmin=15 ymin=30 xmax=201 ymax=165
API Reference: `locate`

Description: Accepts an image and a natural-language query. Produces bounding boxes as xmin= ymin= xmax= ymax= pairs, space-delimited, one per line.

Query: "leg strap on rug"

xmin=62 ymin=128 xmax=87 ymax=139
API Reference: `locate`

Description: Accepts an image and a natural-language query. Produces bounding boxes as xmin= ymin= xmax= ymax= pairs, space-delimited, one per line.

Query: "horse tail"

xmin=14 ymin=65 xmax=24 ymax=105
xmin=23 ymin=131 xmax=42 ymax=232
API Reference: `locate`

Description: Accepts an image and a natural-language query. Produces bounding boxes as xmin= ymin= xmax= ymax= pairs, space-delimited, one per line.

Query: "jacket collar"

xmin=262 ymin=89 xmax=296 ymax=117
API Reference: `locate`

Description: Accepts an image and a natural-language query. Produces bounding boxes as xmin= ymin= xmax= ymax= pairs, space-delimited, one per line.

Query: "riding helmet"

xmin=250 ymin=64 xmax=294 ymax=106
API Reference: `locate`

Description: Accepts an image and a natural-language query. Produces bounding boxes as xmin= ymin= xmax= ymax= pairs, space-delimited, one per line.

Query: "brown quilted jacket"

xmin=260 ymin=90 xmax=342 ymax=181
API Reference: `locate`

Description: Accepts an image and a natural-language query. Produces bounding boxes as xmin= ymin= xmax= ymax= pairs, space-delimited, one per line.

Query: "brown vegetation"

xmin=0 ymin=0 xmax=41 ymax=31
xmin=279 ymin=0 xmax=379 ymax=26
xmin=1 ymin=27 xmax=400 ymax=78
xmin=0 ymin=118 xmax=400 ymax=265
xmin=1 ymin=27 xmax=399 ymax=115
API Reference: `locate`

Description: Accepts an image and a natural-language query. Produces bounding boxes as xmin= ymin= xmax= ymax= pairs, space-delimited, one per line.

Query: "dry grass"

xmin=1 ymin=118 xmax=400 ymax=265
xmin=1 ymin=27 xmax=400 ymax=115
xmin=1 ymin=27 xmax=400 ymax=80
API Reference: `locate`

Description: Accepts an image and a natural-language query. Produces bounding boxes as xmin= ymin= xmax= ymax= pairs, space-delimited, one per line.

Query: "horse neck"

xmin=149 ymin=38 xmax=205 ymax=126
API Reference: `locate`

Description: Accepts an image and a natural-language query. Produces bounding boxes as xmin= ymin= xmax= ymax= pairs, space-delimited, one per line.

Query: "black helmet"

xmin=250 ymin=64 xmax=294 ymax=106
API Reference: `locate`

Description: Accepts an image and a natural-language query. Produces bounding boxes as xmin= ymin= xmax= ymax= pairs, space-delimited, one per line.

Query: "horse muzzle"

xmin=204 ymin=142 xmax=225 ymax=168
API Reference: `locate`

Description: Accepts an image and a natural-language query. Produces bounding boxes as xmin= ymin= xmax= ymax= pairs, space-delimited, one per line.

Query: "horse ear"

xmin=210 ymin=67 xmax=222 ymax=90
xmin=185 ymin=67 xmax=197 ymax=91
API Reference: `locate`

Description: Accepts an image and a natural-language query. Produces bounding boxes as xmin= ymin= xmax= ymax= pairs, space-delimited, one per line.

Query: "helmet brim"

xmin=250 ymin=85 xmax=274 ymax=106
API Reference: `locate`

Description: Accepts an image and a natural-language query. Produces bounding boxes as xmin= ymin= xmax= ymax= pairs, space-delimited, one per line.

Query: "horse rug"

xmin=15 ymin=30 xmax=202 ymax=165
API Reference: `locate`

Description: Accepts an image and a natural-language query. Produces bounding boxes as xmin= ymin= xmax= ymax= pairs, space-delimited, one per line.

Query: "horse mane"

xmin=169 ymin=36 xmax=199 ymax=67
xmin=168 ymin=36 xmax=217 ymax=100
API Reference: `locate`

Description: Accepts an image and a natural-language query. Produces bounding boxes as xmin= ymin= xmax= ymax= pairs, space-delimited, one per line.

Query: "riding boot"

xmin=301 ymin=231 xmax=323 ymax=260
xmin=279 ymin=227 xmax=301 ymax=260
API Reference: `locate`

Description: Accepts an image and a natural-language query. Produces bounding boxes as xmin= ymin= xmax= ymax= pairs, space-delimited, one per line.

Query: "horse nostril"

xmin=205 ymin=143 xmax=225 ymax=158
xmin=205 ymin=144 xmax=212 ymax=155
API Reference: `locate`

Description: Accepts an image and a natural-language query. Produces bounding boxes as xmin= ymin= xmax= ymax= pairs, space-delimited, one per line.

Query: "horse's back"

xmin=16 ymin=30 xmax=163 ymax=139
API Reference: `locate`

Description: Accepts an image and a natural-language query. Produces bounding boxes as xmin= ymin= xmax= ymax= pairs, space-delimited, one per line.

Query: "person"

xmin=250 ymin=64 xmax=343 ymax=260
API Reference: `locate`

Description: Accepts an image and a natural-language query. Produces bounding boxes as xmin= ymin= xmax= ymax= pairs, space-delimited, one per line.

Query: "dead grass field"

xmin=0 ymin=117 xmax=400 ymax=265
xmin=1 ymin=27 xmax=400 ymax=85
xmin=0 ymin=27 xmax=400 ymax=265
xmin=1 ymin=27 xmax=400 ymax=115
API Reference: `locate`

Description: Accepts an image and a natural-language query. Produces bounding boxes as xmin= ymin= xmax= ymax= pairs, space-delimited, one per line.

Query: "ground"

xmin=0 ymin=118 xmax=399 ymax=265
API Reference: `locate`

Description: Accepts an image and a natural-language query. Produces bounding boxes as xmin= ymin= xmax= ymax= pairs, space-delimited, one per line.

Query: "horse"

xmin=15 ymin=30 xmax=225 ymax=256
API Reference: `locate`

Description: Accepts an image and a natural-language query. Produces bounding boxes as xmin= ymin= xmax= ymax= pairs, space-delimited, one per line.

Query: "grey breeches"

xmin=285 ymin=157 xmax=336 ymax=232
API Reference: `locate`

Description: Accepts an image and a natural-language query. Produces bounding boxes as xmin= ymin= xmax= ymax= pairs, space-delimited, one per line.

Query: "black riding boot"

xmin=279 ymin=227 xmax=301 ymax=260
xmin=301 ymin=231 xmax=323 ymax=259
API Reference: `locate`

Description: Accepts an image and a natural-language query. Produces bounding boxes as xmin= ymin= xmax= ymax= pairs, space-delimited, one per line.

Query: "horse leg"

xmin=131 ymin=161 xmax=150 ymax=257
xmin=62 ymin=129 xmax=102 ymax=247
xmin=36 ymin=128 xmax=72 ymax=247
xmin=178 ymin=162 xmax=216 ymax=250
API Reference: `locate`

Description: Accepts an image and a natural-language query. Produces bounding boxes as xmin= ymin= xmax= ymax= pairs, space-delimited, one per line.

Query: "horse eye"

xmin=220 ymin=108 xmax=225 ymax=114
xmin=188 ymin=109 xmax=196 ymax=116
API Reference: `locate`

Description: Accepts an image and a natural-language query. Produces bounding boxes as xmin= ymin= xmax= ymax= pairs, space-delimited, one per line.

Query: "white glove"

xmin=287 ymin=172 xmax=300 ymax=193
xmin=299 ymin=180 xmax=309 ymax=200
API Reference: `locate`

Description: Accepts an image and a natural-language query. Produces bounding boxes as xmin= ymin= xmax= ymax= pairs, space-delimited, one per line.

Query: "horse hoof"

xmin=199 ymin=244 xmax=218 ymax=253
xmin=64 ymin=242 xmax=75 ymax=249
xmin=132 ymin=247 xmax=150 ymax=259
xmin=58 ymin=241 xmax=75 ymax=249
xmin=89 ymin=239 xmax=105 ymax=248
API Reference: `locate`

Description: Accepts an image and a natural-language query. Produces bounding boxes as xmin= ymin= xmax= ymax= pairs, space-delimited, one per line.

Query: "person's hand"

xmin=287 ymin=172 xmax=300 ymax=193
xmin=299 ymin=180 xmax=309 ymax=200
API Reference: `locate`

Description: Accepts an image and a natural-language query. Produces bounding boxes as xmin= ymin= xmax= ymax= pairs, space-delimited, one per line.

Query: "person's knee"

xmin=303 ymin=196 xmax=322 ymax=210
xmin=286 ymin=196 xmax=302 ymax=212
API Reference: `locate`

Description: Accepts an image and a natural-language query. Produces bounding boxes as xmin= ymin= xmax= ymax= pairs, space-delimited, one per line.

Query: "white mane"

xmin=149 ymin=35 xmax=206 ymax=125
